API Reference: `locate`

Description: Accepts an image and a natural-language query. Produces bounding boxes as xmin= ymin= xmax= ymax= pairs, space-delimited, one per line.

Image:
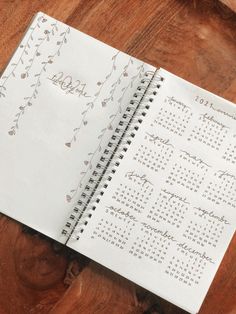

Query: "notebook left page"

xmin=0 ymin=12 xmax=155 ymax=242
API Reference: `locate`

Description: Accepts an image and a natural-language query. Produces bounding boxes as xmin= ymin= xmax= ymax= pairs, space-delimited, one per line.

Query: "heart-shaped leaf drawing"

xmin=66 ymin=195 xmax=72 ymax=202
xmin=8 ymin=130 xmax=15 ymax=136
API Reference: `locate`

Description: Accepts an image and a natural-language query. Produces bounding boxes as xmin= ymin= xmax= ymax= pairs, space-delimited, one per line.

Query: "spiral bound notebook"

xmin=0 ymin=12 xmax=235 ymax=314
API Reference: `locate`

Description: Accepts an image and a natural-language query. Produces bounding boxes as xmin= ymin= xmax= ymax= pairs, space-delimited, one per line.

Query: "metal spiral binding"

xmin=62 ymin=69 xmax=164 ymax=243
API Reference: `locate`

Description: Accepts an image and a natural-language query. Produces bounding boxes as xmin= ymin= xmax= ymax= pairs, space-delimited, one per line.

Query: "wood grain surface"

xmin=0 ymin=1 xmax=235 ymax=313
xmin=220 ymin=0 xmax=236 ymax=12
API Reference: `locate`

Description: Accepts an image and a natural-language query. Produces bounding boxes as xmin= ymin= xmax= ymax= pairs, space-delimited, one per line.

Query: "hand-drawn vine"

xmin=22 ymin=22 xmax=58 ymax=78
xmin=0 ymin=14 xmax=46 ymax=98
xmin=8 ymin=26 xmax=71 ymax=136
xmin=65 ymin=51 xmax=120 ymax=148
xmin=66 ymin=62 xmax=145 ymax=203
xmin=100 ymin=56 xmax=133 ymax=108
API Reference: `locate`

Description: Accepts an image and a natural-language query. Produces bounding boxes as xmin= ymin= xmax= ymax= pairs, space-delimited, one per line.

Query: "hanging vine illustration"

xmin=0 ymin=14 xmax=47 ymax=98
xmin=65 ymin=51 xmax=120 ymax=148
xmin=66 ymin=62 xmax=145 ymax=203
xmin=22 ymin=22 xmax=59 ymax=78
xmin=100 ymin=56 xmax=133 ymax=108
xmin=8 ymin=26 xmax=71 ymax=136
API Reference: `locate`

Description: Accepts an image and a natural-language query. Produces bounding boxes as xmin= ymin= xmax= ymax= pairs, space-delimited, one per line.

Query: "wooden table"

xmin=0 ymin=1 xmax=235 ymax=313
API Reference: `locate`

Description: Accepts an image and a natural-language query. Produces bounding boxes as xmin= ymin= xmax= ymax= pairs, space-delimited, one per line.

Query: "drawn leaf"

xmin=66 ymin=195 xmax=72 ymax=202
xmin=8 ymin=130 xmax=15 ymax=136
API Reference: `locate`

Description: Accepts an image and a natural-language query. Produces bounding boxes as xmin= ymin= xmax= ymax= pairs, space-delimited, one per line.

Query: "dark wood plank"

xmin=0 ymin=1 xmax=235 ymax=313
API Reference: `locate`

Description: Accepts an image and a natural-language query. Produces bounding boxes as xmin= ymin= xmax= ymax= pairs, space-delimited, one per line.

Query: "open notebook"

xmin=0 ymin=12 xmax=235 ymax=314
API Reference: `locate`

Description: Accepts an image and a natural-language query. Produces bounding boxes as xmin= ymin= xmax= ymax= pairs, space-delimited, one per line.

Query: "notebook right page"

xmin=69 ymin=68 xmax=236 ymax=314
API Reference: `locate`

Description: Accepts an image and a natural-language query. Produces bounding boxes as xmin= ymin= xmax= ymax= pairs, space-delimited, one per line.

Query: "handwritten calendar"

xmin=222 ymin=136 xmax=236 ymax=164
xmin=187 ymin=113 xmax=229 ymax=150
xmin=73 ymin=69 xmax=236 ymax=314
xmin=151 ymin=97 xmax=193 ymax=136
xmin=147 ymin=189 xmax=190 ymax=228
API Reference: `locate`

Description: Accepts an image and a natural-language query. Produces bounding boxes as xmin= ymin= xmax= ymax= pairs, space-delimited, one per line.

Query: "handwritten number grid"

xmin=89 ymin=92 xmax=234 ymax=288
xmin=151 ymin=96 xmax=193 ymax=136
xmin=111 ymin=171 xmax=154 ymax=214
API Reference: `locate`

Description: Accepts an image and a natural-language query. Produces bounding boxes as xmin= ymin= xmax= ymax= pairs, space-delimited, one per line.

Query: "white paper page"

xmin=68 ymin=69 xmax=236 ymax=313
xmin=0 ymin=12 xmax=155 ymax=242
